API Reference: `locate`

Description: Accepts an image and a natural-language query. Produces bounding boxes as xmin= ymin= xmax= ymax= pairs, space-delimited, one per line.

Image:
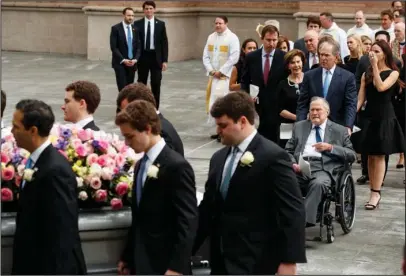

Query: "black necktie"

xmin=146 ymin=21 xmax=151 ymax=50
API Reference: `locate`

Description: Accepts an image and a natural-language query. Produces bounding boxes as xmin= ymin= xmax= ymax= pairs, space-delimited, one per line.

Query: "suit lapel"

xmin=132 ymin=159 xmax=142 ymax=209
xmin=120 ymin=24 xmax=129 ymax=50
xmin=323 ymin=120 xmax=333 ymax=143
xmin=154 ymin=19 xmax=158 ymax=44
xmin=316 ymin=67 xmax=324 ymax=97
xmin=326 ymin=67 xmax=342 ymax=101
xmin=215 ymin=147 xmax=231 ymax=192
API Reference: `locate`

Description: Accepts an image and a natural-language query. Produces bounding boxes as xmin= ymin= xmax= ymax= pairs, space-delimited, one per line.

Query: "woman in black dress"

xmin=343 ymin=34 xmax=363 ymax=74
xmin=277 ymin=49 xmax=305 ymax=148
xmin=357 ymin=40 xmax=405 ymax=210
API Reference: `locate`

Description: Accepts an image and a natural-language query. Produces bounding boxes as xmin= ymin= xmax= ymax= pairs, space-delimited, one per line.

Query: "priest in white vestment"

xmin=347 ymin=10 xmax=374 ymax=39
xmin=202 ymin=16 xmax=240 ymax=138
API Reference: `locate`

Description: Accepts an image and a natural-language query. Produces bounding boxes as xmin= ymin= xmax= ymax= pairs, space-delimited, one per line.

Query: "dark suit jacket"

xmin=83 ymin=120 xmax=100 ymax=131
xmin=194 ymin=133 xmax=306 ymax=274
xmin=285 ymin=120 xmax=356 ymax=183
xmin=12 ymin=144 xmax=86 ymax=275
xmin=241 ymin=48 xmax=288 ymax=125
xmin=159 ymin=113 xmax=184 ymax=156
xmin=297 ymin=66 xmax=357 ymax=128
xmin=133 ymin=18 xmax=169 ymax=65
xmin=293 ymin=37 xmax=307 ymax=55
xmin=355 ymin=54 xmax=402 ymax=91
xmin=122 ymin=145 xmax=198 ymax=274
xmin=110 ymin=22 xmax=141 ymax=68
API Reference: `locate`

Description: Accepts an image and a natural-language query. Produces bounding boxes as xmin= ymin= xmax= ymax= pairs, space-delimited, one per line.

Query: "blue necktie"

xmin=314 ymin=126 xmax=322 ymax=143
xmin=220 ymin=147 xmax=239 ymax=199
xmin=127 ymin=25 xmax=133 ymax=59
xmin=136 ymin=155 xmax=148 ymax=205
xmin=21 ymin=157 xmax=33 ymax=189
xmin=323 ymin=70 xmax=331 ymax=98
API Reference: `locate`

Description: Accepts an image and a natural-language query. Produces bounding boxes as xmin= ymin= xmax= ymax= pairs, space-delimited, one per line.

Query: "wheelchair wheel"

xmin=338 ymin=172 xmax=356 ymax=234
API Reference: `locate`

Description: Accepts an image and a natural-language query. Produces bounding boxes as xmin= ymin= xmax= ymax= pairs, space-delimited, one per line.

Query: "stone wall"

xmin=1 ymin=1 xmax=392 ymax=61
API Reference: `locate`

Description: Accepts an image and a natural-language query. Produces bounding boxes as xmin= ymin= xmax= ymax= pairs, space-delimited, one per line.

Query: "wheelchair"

xmin=313 ymin=163 xmax=356 ymax=243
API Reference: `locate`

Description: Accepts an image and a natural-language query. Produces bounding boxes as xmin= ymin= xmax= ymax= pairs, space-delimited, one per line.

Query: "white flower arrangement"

xmin=147 ymin=164 xmax=159 ymax=179
xmin=240 ymin=151 xmax=254 ymax=167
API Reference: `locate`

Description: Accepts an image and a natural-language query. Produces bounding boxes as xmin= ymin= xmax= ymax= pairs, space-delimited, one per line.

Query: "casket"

xmin=1 ymin=195 xmax=210 ymax=274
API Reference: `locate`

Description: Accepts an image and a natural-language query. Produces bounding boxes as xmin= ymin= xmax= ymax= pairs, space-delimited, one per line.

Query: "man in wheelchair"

xmin=285 ymin=97 xmax=356 ymax=227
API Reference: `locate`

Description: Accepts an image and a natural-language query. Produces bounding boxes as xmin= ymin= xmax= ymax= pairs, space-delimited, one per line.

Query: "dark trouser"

xmin=361 ymin=153 xmax=389 ymax=179
xmin=258 ymin=122 xmax=280 ymax=144
xmin=298 ymin=170 xmax=331 ymax=225
xmin=137 ymin=51 xmax=163 ymax=109
xmin=114 ymin=65 xmax=136 ymax=92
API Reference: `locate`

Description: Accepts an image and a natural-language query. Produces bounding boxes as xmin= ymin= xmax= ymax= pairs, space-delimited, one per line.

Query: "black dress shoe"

xmin=357 ymin=175 xmax=369 ymax=184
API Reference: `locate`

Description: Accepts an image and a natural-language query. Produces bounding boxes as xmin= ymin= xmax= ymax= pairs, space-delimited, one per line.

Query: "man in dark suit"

xmin=354 ymin=30 xmax=398 ymax=184
xmin=286 ymin=97 xmax=356 ymax=226
xmin=115 ymin=100 xmax=197 ymax=275
xmin=293 ymin=15 xmax=321 ymax=56
xmin=62 ymin=80 xmax=101 ymax=131
xmin=133 ymin=1 xmax=169 ymax=109
xmin=110 ymin=7 xmax=141 ymax=92
xmin=193 ymin=92 xmax=306 ymax=275
xmin=10 ymin=99 xmax=86 ymax=274
xmin=116 ymin=83 xmax=184 ymax=156
xmin=297 ymin=37 xmax=357 ymax=135
xmin=241 ymin=24 xmax=288 ymax=143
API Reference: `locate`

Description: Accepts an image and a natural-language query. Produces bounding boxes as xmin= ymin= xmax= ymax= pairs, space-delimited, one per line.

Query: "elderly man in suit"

xmin=62 ymin=80 xmax=101 ymax=131
xmin=286 ymin=97 xmax=356 ymax=227
xmin=11 ymin=100 xmax=87 ymax=274
xmin=296 ymin=36 xmax=357 ymax=135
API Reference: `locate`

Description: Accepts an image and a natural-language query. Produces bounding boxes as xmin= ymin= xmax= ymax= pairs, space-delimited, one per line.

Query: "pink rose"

xmin=106 ymin=158 xmax=115 ymax=168
xmin=1 ymin=188 xmax=13 ymax=201
xmin=71 ymin=138 xmax=82 ymax=148
xmin=2 ymin=166 xmax=15 ymax=181
xmin=58 ymin=150 xmax=68 ymax=160
xmin=115 ymin=154 xmax=126 ymax=168
xmin=115 ymin=182 xmax=129 ymax=196
xmin=4 ymin=134 xmax=14 ymax=143
xmin=75 ymin=145 xmax=88 ymax=157
xmin=110 ymin=198 xmax=123 ymax=210
xmin=98 ymin=140 xmax=109 ymax=152
xmin=86 ymin=153 xmax=99 ymax=166
xmin=84 ymin=142 xmax=94 ymax=154
xmin=15 ymin=175 xmax=22 ymax=187
xmin=97 ymin=155 xmax=108 ymax=167
xmin=90 ymin=177 xmax=102 ymax=190
xmin=101 ymin=167 xmax=113 ymax=181
xmin=78 ymin=129 xmax=93 ymax=141
xmin=1 ymin=152 xmax=10 ymax=164
xmin=120 ymin=145 xmax=129 ymax=154
xmin=113 ymin=167 xmax=119 ymax=174
xmin=94 ymin=189 xmax=107 ymax=202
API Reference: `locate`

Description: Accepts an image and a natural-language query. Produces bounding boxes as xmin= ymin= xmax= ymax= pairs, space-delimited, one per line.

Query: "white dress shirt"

xmin=262 ymin=48 xmax=275 ymax=73
xmin=144 ymin=16 xmax=155 ymax=50
xmin=221 ymin=129 xmax=257 ymax=183
xmin=141 ymin=138 xmax=166 ymax=186
xmin=122 ymin=21 xmax=132 ymax=44
xmin=302 ymin=120 xmax=327 ymax=158
xmin=74 ymin=116 xmax=94 ymax=129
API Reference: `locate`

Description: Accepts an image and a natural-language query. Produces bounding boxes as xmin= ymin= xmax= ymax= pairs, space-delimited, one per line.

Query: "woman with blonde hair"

xmin=361 ymin=35 xmax=372 ymax=54
xmin=343 ymin=34 xmax=363 ymax=73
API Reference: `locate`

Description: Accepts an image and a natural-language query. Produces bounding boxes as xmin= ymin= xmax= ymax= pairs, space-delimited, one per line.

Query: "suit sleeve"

xmin=284 ymin=124 xmax=298 ymax=163
xmin=330 ymin=130 xmax=357 ymax=163
xmin=37 ymin=165 xmax=82 ymax=274
xmin=296 ymin=72 xmax=310 ymax=121
xmin=162 ymin=22 xmax=169 ymax=63
xmin=134 ymin=27 xmax=141 ymax=61
xmin=192 ymin=156 xmax=216 ymax=255
xmin=268 ymin=149 xmax=306 ymax=264
xmin=110 ymin=26 xmax=124 ymax=62
xmin=344 ymin=74 xmax=357 ymax=128
xmin=167 ymin=160 xmax=198 ymax=273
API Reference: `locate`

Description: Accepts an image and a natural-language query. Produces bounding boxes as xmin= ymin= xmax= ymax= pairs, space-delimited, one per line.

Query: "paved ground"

xmin=2 ymin=51 xmax=405 ymax=274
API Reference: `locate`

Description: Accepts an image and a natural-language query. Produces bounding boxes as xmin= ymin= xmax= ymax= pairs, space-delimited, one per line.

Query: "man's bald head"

xmin=355 ymin=10 xmax=366 ymax=27
xmin=304 ymin=30 xmax=319 ymax=53
xmin=394 ymin=22 xmax=405 ymax=41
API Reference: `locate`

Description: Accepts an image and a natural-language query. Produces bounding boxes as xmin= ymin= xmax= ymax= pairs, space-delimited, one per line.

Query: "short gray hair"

xmin=310 ymin=96 xmax=330 ymax=113
xmin=318 ymin=38 xmax=340 ymax=57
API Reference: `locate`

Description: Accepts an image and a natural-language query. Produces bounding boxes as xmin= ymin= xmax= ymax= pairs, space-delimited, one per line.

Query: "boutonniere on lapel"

xmin=23 ymin=167 xmax=38 ymax=182
xmin=146 ymin=164 xmax=159 ymax=179
xmin=239 ymin=151 xmax=254 ymax=167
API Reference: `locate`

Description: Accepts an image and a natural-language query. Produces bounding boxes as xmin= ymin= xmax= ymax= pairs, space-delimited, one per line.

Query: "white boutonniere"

xmin=147 ymin=164 xmax=159 ymax=179
xmin=23 ymin=168 xmax=38 ymax=182
xmin=240 ymin=151 xmax=254 ymax=167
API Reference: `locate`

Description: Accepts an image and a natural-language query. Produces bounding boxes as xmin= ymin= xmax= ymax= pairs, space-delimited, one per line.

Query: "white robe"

xmin=202 ymin=28 xmax=240 ymax=123
xmin=320 ymin=22 xmax=350 ymax=60
xmin=347 ymin=24 xmax=374 ymax=39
